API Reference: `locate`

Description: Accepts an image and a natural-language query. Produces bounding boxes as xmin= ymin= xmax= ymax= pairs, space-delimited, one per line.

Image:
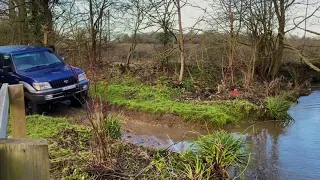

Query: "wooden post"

xmin=0 ymin=139 xmax=50 ymax=180
xmin=8 ymin=84 xmax=27 ymax=138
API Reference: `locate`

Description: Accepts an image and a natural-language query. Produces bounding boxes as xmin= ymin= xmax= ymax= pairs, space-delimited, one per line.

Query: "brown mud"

xmin=47 ymin=100 xmax=289 ymax=151
xmin=48 ymin=101 xmax=209 ymax=151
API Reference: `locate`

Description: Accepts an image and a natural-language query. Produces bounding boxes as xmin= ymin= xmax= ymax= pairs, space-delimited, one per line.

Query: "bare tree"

xmin=270 ymin=0 xmax=295 ymax=79
xmin=122 ymin=0 xmax=151 ymax=69
xmin=148 ymin=0 xmax=177 ymax=72
xmin=174 ymin=0 xmax=185 ymax=83
xmin=88 ymin=0 xmax=113 ymax=76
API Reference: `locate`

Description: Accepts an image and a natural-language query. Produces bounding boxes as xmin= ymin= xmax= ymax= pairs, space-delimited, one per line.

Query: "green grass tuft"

xmin=153 ymin=131 xmax=249 ymax=179
xmin=266 ymin=97 xmax=292 ymax=120
xmin=93 ymin=81 xmax=259 ymax=125
xmin=105 ymin=115 xmax=122 ymax=139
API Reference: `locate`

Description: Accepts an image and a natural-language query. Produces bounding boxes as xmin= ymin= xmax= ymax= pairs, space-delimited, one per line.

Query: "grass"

xmin=10 ymin=115 xmax=252 ymax=179
xmin=23 ymin=115 xmax=92 ymax=179
xmin=20 ymin=115 xmax=159 ymax=179
xmin=26 ymin=115 xmax=72 ymax=138
xmin=266 ymin=97 xmax=292 ymax=120
xmin=105 ymin=115 xmax=121 ymax=139
xmin=92 ymin=79 xmax=259 ymax=125
xmin=152 ymin=131 xmax=249 ymax=179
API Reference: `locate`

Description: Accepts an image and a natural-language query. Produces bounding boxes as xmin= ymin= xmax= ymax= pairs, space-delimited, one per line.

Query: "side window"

xmin=0 ymin=54 xmax=14 ymax=72
xmin=3 ymin=55 xmax=13 ymax=68
xmin=0 ymin=54 xmax=4 ymax=70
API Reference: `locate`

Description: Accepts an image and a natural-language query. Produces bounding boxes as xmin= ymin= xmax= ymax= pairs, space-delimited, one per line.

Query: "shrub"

xmin=266 ymin=97 xmax=292 ymax=120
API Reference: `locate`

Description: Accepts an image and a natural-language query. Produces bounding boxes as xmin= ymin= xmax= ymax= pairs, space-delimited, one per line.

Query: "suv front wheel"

xmin=25 ymin=100 xmax=47 ymax=115
xmin=70 ymin=93 xmax=88 ymax=107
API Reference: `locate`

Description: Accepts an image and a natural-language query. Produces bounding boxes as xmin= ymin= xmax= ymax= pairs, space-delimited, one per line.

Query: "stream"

xmin=122 ymin=85 xmax=320 ymax=180
xmin=51 ymin=85 xmax=320 ymax=180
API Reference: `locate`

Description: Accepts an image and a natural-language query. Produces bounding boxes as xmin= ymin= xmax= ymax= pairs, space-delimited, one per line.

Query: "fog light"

xmin=45 ymin=94 xmax=53 ymax=100
xmin=83 ymin=85 xmax=88 ymax=90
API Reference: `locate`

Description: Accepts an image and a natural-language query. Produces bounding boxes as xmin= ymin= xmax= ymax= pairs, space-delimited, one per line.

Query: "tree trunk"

xmin=14 ymin=0 xmax=28 ymax=44
xmin=126 ymin=30 xmax=138 ymax=69
xmin=176 ymin=0 xmax=185 ymax=83
xmin=43 ymin=0 xmax=53 ymax=45
xmin=271 ymin=0 xmax=286 ymax=79
xmin=8 ymin=0 xmax=17 ymax=44
xmin=20 ymin=0 xmax=28 ymax=44
xmin=30 ymin=0 xmax=42 ymax=45
xmin=89 ymin=0 xmax=96 ymax=77
xmin=98 ymin=16 xmax=103 ymax=65
xmin=228 ymin=4 xmax=235 ymax=85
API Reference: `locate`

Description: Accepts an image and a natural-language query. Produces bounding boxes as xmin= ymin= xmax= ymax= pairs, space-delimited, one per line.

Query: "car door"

xmin=0 ymin=53 xmax=18 ymax=85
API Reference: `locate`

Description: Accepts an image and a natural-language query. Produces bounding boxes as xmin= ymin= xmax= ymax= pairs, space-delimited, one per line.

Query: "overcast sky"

xmin=178 ymin=0 xmax=320 ymax=37
xmin=60 ymin=0 xmax=320 ymax=38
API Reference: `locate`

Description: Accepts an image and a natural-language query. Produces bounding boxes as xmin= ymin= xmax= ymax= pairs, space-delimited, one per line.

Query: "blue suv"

xmin=0 ymin=45 xmax=89 ymax=114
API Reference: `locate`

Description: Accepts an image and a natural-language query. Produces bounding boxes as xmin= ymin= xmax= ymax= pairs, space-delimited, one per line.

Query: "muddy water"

xmin=120 ymin=86 xmax=320 ymax=180
xmin=50 ymin=85 xmax=320 ymax=180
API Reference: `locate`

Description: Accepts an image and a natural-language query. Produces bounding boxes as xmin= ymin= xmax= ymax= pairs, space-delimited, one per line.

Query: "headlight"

xmin=78 ymin=73 xmax=87 ymax=82
xmin=33 ymin=82 xmax=52 ymax=91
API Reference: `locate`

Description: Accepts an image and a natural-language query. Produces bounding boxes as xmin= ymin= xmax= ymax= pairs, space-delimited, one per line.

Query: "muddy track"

xmin=47 ymin=101 xmax=208 ymax=151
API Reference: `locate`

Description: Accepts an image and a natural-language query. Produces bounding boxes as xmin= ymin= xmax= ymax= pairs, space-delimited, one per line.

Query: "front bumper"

xmin=25 ymin=80 xmax=89 ymax=104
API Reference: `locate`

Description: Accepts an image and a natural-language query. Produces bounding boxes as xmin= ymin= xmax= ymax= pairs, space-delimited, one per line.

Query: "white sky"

xmin=178 ymin=0 xmax=320 ymax=37
xmin=57 ymin=0 xmax=320 ymax=38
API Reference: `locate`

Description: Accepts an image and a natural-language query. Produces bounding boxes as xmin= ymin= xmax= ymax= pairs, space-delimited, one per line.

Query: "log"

xmin=8 ymin=84 xmax=26 ymax=138
xmin=0 ymin=138 xmax=50 ymax=180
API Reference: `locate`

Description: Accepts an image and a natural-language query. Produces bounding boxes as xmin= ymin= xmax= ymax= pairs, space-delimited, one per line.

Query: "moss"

xmin=92 ymin=81 xmax=259 ymax=125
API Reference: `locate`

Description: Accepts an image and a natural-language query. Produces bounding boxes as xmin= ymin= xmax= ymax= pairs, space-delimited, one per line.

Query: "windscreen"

xmin=12 ymin=51 xmax=63 ymax=71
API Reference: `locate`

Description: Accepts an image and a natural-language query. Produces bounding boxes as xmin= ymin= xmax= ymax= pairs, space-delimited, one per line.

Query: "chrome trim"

xmin=44 ymin=89 xmax=87 ymax=101
xmin=19 ymin=81 xmax=36 ymax=93
xmin=29 ymin=80 xmax=89 ymax=94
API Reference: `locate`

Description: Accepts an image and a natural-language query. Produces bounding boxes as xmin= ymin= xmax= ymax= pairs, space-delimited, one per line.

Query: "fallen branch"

xmin=285 ymin=39 xmax=320 ymax=72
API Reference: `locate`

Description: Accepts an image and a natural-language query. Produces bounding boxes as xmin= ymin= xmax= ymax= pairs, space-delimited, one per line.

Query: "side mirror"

xmin=3 ymin=66 xmax=13 ymax=72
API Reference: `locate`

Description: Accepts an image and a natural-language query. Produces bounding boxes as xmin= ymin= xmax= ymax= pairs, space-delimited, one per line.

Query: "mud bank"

xmin=48 ymin=102 xmax=208 ymax=150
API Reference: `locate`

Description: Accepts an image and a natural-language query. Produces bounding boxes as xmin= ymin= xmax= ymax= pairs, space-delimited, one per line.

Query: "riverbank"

xmin=21 ymin=115 xmax=156 ymax=179
xmin=91 ymin=77 xmax=298 ymax=126
xmin=20 ymin=115 xmax=248 ymax=179
xmin=23 ymin=84 xmax=320 ymax=179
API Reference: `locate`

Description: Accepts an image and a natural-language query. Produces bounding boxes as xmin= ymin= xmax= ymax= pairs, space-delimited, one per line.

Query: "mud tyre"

xmin=25 ymin=100 xmax=46 ymax=115
xmin=70 ymin=93 xmax=88 ymax=107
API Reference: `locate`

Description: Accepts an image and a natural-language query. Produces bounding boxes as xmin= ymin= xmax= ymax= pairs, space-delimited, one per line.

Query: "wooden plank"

xmin=8 ymin=84 xmax=27 ymax=138
xmin=0 ymin=83 xmax=9 ymax=138
xmin=0 ymin=138 xmax=50 ymax=180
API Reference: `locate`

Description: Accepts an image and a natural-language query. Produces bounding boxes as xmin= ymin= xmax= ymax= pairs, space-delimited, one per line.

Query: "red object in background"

xmin=230 ymin=89 xmax=239 ymax=95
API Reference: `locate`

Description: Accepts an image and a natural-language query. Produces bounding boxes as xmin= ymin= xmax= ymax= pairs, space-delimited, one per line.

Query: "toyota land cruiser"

xmin=0 ymin=45 xmax=89 ymax=114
